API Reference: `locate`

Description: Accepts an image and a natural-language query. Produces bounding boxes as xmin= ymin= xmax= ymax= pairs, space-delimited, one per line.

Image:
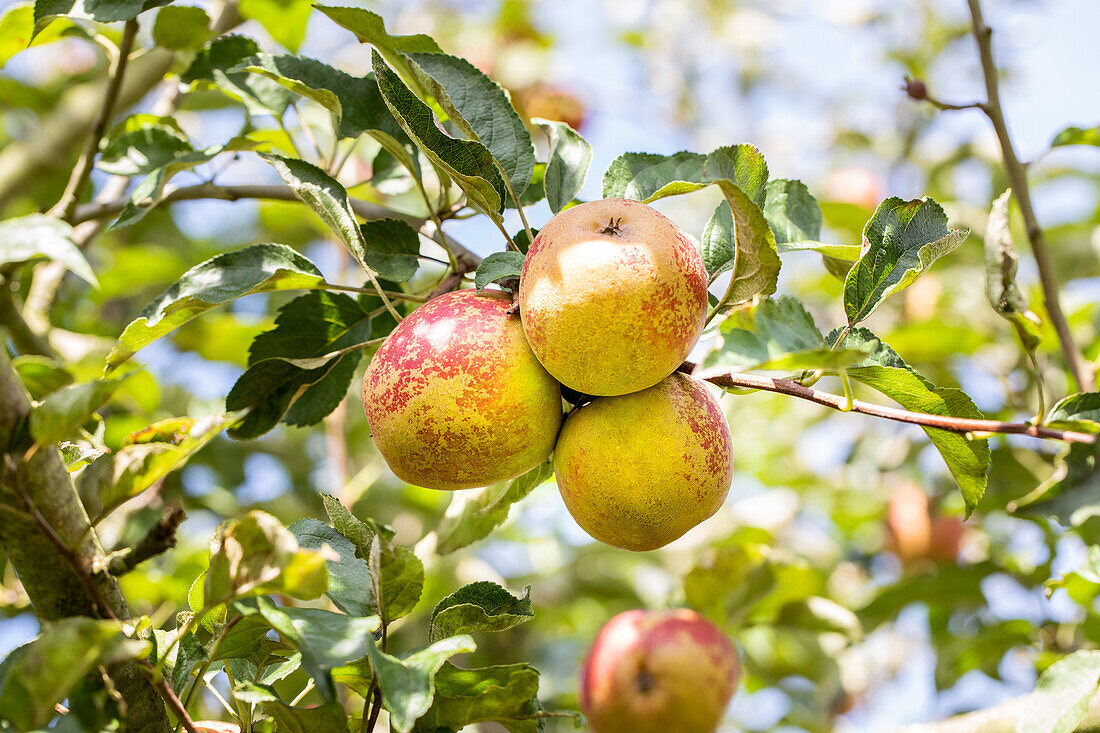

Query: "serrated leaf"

xmin=1013 ymin=651 xmax=1100 ymax=733
xmin=1046 ymin=545 xmax=1100 ymax=607
xmin=208 ymin=613 xmax=272 ymax=662
xmin=984 ymin=189 xmax=1041 ymax=350
xmin=764 ymin=178 xmax=823 ymax=244
xmin=33 ymin=0 xmax=172 ymax=36
xmin=700 ymin=296 xmax=870 ymax=372
xmin=433 ymin=461 xmax=553 ymax=555
xmin=80 ymin=412 xmax=239 ymax=517
xmin=709 ymin=177 xmax=780 ymax=303
xmin=702 ymin=201 xmax=734 ymax=277
xmin=843 ymin=197 xmax=969 ymax=325
xmin=226 ymin=290 xmax=388 ymax=438
xmin=256 ymin=597 xmax=381 ymax=703
xmin=358 ymin=219 xmax=421 ymax=282
xmin=408 ymin=52 xmax=536 ymax=197
xmin=313 ymin=4 xmax=442 ymax=83
xmin=152 ymin=5 xmax=209 ymax=50
xmin=1051 ymin=126 xmax=1100 ymax=148
xmin=106 ymin=244 xmax=326 ymax=372
xmin=370 ymin=538 xmax=425 ymax=623
xmin=833 ymin=328 xmax=990 ymax=515
xmin=238 ymin=54 xmax=408 ymax=142
xmin=413 ymin=662 xmax=543 ymax=733
xmin=372 ymin=50 xmax=506 ymax=220
xmin=29 ymin=375 xmax=129 ymax=445
xmin=366 ymin=635 xmax=476 ymax=733
xmin=0 ymin=618 xmax=148 ymax=731
xmin=238 ymin=0 xmax=311 ymax=52
xmin=169 ymin=632 xmax=207 ymax=694
xmin=475 ymin=251 xmax=525 ymax=293
xmin=181 ymin=35 xmax=292 ymax=117
xmin=430 ymin=581 xmax=533 ymax=642
xmin=534 ymin=118 xmax=590 ymax=213
xmin=205 ymin=510 xmax=329 ymax=607
xmin=601 ymin=151 xmax=705 ymax=202
xmin=290 ymin=518 xmax=373 ymax=617
xmin=320 ymin=493 xmax=395 ymax=556
xmin=0 ymin=214 xmax=97 ymax=286
xmin=705 ymin=144 xmax=769 ymax=206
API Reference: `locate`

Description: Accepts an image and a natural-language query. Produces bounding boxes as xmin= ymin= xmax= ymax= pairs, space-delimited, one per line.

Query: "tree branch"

xmin=0 ymin=277 xmax=57 ymax=358
xmin=907 ymin=1 xmax=1096 ymax=391
xmin=49 ymin=18 xmax=140 ymax=222
xmin=902 ymin=690 xmax=1100 ymax=732
xmin=692 ymin=366 xmax=1096 ymax=444
xmin=107 ymin=507 xmax=186 ymax=576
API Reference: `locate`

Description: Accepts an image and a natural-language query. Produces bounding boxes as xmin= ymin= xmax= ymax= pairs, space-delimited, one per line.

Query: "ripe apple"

xmin=885 ymin=483 xmax=963 ymax=564
xmin=554 ymin=373 xmax=733 ymax=551
xmin=580 ymin=609 xmax=740 ymax=733
xmin=518 ymin=198 xmax=708 ymax=396
xmin=361 ymin=290 xmax=562 ymax=490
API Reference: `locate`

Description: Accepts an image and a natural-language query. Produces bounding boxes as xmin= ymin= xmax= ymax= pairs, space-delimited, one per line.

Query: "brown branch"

xmin=49 ymin=18 xmax=140 ymax=222
xmin=693 ymin=367 xmax=1096 ymax=444
xmin=107 ymin=507 xmax=186 ymax=576
xmin=908 ymin=1 xmax=1095 ymax=391
xmin=0 ymin=277 xmax=57 ymax=358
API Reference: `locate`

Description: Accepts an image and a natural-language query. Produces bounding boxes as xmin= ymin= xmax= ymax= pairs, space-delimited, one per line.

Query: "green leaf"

xmin=106 ymin=243 xmax=326 ymax=372
xmin=152 ymin=4 xmax=209 ymax=50
xmin=290 ymin=518 xmax=373 ymax=617
xmin=704 ymin=144 xmax=769 ymax=206
xmin=358 ymin=219 xmax=421 ymax=282
xmin=1046 ymin=545 xmax=1100 ymax=607
xmin=684 ymin=543 xmax=776 ymax=628
xmin=320 ymin=493 xmax=396 ymax=556
xmin=430 ymin=581 xmax=534 ymax=642
xmin=313 ymin=5 xmax=442 ymax=81
xmin=263 ymin=698 xmax=348 ymax=733
xmin=0 ymin=3 xmax=73 ymax=69
xmin=843 ymin=197 xmax=969 ymax=325
xmin=702 ymin=201 xmax=734 ymax=277
xmin=0 ymin=214 xmax=97 ymax=286
xmin=237 ymin=54 xmax=408 ymax=142
xmin=366 ymin=635 xmax=476 ymax=733
xmin=372 ymin=50 xmax=506 ymax=220
xmin=475 ymin=252 xmax=525 ymax=293
xmin=205 ymin=510 xmax=329 ymax=607
xmin=256 ymin=597 xmax=381 ymax=703
xmin=433 ymin=460 xmax=553 ymax=555
xmin=29 ymin=375 xmax=129 ymax=445
xmin=1013 ymin=651 xmax=1100 ymax=733
xmin=80 ymin=412 xmax=239 ymax=517
xmin=833 ymin=328 xmax=990 ymax=515
xmin=413 ymin=662 xmax=543 ymax=733
xmin=370 ymin=538 xmax=425 ymax=624
xmin=1015 ymin=440 xmax=1100 ymax=527
xmin=0 ymin=618 xmax=148 ymax=731
xmin=601 ymin=151 xmax=706 ymax=203
xmin=984 ymin=189 xmax=1041 ymax=350
xmin=1047 ymin=393 xmax=1100 ymax=433
xmin=1051 ymin=126 xmax=1100 ymax=148
xmin=701 ymin=296 xmax=871 ymax=373
xmin=226 ymin=290 xmax=388 ymax=439
xmin=33 ymin=0 xmax=171 ymax=35
xmin=208 ymin=613 xmax=273 ymax=662
xmin=181 ymin=35 xmax=292 ymax=117
xmin=709 ymin=176 xmax=780 ymax=303
xmin=168 ymin=632 xmax=207 ymax=694
xmin=534 ymin=118 xmax=591 ymax=213
xmin=238 ymin=0 xmax=311 ymax=52
xmin=408 ymin=52 xmax=536 ymax=197
xmin=764 ymin=178 xmax=823 ymax=245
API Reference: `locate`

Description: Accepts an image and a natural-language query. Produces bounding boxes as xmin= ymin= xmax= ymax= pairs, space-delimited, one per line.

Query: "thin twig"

xmin=907 ymin=1 xmax=1095 ymax=391
xmin=364 ymin=683 xmax=383 ymax=733
xmin=49 ymin=18 xmax=139 ymax=222
xmin=692 ymin=366 xmax=1096 ymax=444
xmin=106 ymin=507 xmax=186 ymax=576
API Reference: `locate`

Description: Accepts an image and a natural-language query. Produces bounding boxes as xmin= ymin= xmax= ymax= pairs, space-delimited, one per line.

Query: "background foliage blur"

xmin=1 ymin=0 xmax=1098 ymax=730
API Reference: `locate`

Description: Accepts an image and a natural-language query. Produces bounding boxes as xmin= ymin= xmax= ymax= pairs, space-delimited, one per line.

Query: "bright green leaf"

xmin=413 ymin=662 xmax=543 ymax=733
xmin=1051 ymin=126 xmax=1100 ymax=148
xmin=181 ymin=35 xmax=292 ymax=117
xmin=1046 ymin=545 xmax=1100 ymax=607
xmin=764 ymin=178 xmax=823 ymax=245
xmin=534 ymin=118 xmax=591 ymax=213
xmin=0 ymin=214 xmax=97 ymax=286
xmin=984 ymin=189 xmax=1041 ymax=350
xmin=29 ymin=374 xmax=129 ymax=445
xmin=238 ymin=0 xmax=311 ymax=52
xmin=33 ymin=0 xmax=172 ymax=36
xmin=152 ymin=5 xmax=209 ymax=50
xmin=366 ymin=635 xmax=476 ymax=733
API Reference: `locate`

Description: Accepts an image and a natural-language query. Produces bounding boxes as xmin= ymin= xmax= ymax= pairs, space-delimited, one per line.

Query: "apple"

xmin=885 ymin=483 xmax=963 ymax=564
xmin=580 ymin=609 xmax=740 ymax=733
xmin=518 ymin=198 xmax=708 ymax=396
xmin=554 ymin=372 xmax=733 ymax=551
xmin=361 ymin=290 xmax=562 ymax=490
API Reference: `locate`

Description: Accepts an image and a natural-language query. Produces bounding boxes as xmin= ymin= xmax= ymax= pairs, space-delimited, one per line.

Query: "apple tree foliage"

xmin=0 ymin=1 xmax=1098 ymax=731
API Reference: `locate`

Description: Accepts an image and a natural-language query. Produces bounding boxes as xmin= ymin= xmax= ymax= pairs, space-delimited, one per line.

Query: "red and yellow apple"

xmin=580 ymin=609 xmax=740 ymax=733
xmin=361 ymin=290 xmax=562 ymax=490
xmin=554 ymin=373 xmax=733 ymax=551
xmin=518 ymin=198 xmax=708 ymax=396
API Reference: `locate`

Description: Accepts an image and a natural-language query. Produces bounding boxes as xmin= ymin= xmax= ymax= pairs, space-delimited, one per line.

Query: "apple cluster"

xmin=361 ymin=199 xmax=740 ymax=731
xmin=361 ymin=198 xmax=735 ymax=551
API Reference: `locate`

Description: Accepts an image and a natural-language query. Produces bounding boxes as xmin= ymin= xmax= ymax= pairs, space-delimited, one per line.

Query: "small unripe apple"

xmin=518 ymin=198 xmax=708 ymax=396
xmin=361 ymin=290 xmax=562 ymax=490
xmin=554 ymin=373 xmax=733 ymax=551
xmin=580 ymin=609 xmax=740 ymax=733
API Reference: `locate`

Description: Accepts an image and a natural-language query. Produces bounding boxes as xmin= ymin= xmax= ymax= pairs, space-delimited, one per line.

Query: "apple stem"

xmin=599 ymin=217 xmax=624 ymax=236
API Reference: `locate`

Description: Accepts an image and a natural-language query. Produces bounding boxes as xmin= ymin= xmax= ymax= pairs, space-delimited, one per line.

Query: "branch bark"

xmin=0 ymin=350 xmax=171 ymax=732
xmin=692 ymin=366 xmax=1096 ymax=444
xmin=107 ymin=507 xmax=186 ymax=576
xmin=962 ymin=0 xmax=1095 ymax=392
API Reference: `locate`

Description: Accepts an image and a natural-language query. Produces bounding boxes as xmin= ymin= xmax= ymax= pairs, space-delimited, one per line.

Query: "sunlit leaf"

xmin=474 ymin=251 xmax=525 ymax=293
xmin=430 ymin=582 xmax=533 ymax=643
xmin=290 ymin=518 xmax=373 ymax=617
xmin=533 ymin=118 xmax=591 ymax=213
xmin=0 ymin=214 xmax=97 ymax=286
xmin=983 ymin=189 xmax=1041 ymax=350
xmin=413 ymin=662 xmax=544 ymax=733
